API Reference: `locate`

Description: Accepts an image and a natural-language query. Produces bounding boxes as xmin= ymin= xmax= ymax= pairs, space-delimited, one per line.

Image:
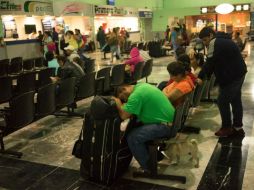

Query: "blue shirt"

xmin=48 ymin=59 xmax=59 ymax=75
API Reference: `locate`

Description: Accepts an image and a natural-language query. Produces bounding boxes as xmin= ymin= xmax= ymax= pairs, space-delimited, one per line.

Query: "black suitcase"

xmin=80 ymin=96 xmax=132 ymax=185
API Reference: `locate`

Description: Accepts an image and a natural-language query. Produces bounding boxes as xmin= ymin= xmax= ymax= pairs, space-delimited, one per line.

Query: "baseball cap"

xmin=64 ymin=45 xmax=75 ymax=51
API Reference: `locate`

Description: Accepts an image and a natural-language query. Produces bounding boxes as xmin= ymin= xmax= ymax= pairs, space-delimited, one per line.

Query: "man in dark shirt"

xmin=198 ymin=27 xmax=247 ymax=138
xmin=51 ymin=55 xmax=85 ymax=87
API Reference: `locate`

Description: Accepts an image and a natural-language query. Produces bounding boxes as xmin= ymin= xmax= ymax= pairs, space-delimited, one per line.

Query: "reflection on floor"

xmin=1 ymin=43 xmax=254 ymax=190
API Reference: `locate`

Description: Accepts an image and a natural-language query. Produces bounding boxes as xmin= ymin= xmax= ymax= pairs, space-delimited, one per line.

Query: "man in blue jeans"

xmin=198 ymin=27 xmax=247 ymax=137
xmin=113 ymin=83 xmax=176 ymax=172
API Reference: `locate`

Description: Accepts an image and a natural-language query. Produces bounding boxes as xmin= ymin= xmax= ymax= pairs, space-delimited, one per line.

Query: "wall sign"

xmin=24 ymin=1 xmax=53 ymax=14
xmin=95 ymin=5 xmax=138 ymax=17
xmin=0 ymin=0 xmax=53 ymax=15
xmin=139 ymin=11 xmax=153 ymax=18
xmin=53 ymin=2 xmax=93 ymax=16
xmin=201 ymin=4 xmax=250 ymax=14
xmin=0 ymin=1 xmax=22 ymax=11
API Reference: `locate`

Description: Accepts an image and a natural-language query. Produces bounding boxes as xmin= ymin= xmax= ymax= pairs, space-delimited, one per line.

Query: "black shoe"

xmin=229 ymin=128 xmax=245 ymax=138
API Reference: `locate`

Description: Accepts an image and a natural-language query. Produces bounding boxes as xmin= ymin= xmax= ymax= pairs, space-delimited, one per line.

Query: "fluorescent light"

xmin=243 ymin=4 xmax=249 ymax=10
xmin=24 ymin=16 xmax=35 ymax=24
xmin=215 ymin=3 xmax=234 ymax=14
xmin=236 ymin=5 xmax=242 ymax=11
xmin=2 ymin=15 xmax=14 ymax=22
xmin=201 ymin=7 xmax=207 ymax=14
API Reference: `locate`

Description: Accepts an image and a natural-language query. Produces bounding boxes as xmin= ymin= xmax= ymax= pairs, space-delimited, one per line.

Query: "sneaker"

xmin=215 ymin=128 xmax=233 ymax=137
xmin=229 ymin=128 xmax=245 ymax=138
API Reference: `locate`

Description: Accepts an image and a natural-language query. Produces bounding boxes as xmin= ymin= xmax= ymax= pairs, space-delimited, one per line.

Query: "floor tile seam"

xmin=65 ymin=180 xmax=80 ymax=190
xmin=24 ymin=166 xmax=59 ymax=190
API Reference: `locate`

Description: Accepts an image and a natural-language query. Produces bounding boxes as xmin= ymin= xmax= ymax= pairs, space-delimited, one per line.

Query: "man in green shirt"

xmin=113 ymin=83 xmax=175 ymax=172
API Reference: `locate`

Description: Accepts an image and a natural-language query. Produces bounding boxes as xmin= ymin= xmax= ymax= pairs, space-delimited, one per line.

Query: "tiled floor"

xmin=1 ymin=43 xmax=254 ymax=190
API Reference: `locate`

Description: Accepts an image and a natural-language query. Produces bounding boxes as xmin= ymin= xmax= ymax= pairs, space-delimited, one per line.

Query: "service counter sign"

xmin=95 ymin=6 xmax=138 ymax=17
xmin=0 ymin=0 xmax=53 ymax=15
xmin=139 ymin=11 xmax=153 ymax=18
xmin=53 ymin=1 xmax=93 ymax=16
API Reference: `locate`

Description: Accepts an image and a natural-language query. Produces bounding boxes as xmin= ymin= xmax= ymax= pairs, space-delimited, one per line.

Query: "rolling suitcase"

xmin=80 ymin=96 xmax=132 ymax=185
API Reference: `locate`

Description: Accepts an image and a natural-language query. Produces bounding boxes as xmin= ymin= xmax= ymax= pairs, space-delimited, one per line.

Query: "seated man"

xmin=113 ymin=83 xmax=175 ymax=173
xmin=51 ymin=55 xmax=85 ymax=87
xmin=64 ymin=45 xmax=80 ymax=62
xmin=163 ymin=61 xmax=195 ymax=107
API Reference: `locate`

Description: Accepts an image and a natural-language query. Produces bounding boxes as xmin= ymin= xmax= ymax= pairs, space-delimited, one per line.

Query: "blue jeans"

xmin=127 ymin=123 xmax=176 ymax=170
xmin=217 ymin=76 xmax=245 ymax=128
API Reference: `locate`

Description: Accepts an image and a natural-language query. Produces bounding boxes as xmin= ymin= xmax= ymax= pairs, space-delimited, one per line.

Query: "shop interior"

xmin=185 ymin=11 xmax=250 ymax=36
xmin=94 ymin=16 xmax=139 ymax=34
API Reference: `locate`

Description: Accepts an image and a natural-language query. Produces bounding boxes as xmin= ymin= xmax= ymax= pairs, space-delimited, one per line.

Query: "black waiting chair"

xmin=9 ymin=57 xmax=23 ymax=74
xmin=16 ymin=72 xmax=36 ymax=94
xmin=128 ymin=62 xmax=144 ymax=84
xmin=23 ymin=59 xmax=35 ymax=71
xmin=193 ymin=80 xmax=208 ymax=107
xmin=179 ymin=91 xmax=201 ymax=134
xmin=0 ymin=77 xmax=12 ymax=104
xmin=0 ymin=91 xmax=35 ymax=158
xmin=133 ymin=104 xmax=186 ymax=183
xmin=201 ymin=74 xmax=216 ymax=103
xmin=84 ymin=59 xmax=95 ymax=73
xmin=0 ymin=59 xmax=9 ymax=77
xmin=141 ymin=59 xmax=153 ymax=83
xmin=37 ymin=68 xmax=55 ymax=88
xmin=76 ymin=72 xmax=96 ymax=101
xmin=96 ymin=67 xmax=111 ymax=94
xmin=111 ymin=64 xmax=126 ymax=88
xmin=68 ymin=72 xmax=96 ymax=117
xmin=55 ymin=77 xmax=76 ymax=116
xmin=36 ymin=83 xmax=56 ymax=118
xmin=34 ymin=57 xmax=45 ymax=69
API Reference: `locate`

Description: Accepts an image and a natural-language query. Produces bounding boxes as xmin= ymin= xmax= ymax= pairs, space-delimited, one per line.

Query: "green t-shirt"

xmin=123 ymin=83 xmax=175 ymax=124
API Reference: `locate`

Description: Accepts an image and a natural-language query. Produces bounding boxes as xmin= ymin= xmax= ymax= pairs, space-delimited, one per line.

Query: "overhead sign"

xmin=0 ymin=0 xmax=53 ymax=15
xmin=139 ymin=11 xmax=153 ymax=18
xmin=24 ymin=1 xmax=53 ymax=14
xmin=95 ymin=5 xmax=138 ymax=17
xmin=53 ymin=1 xmax=93 ymax=16
xmin=0 ymin=0 xmax=22 ymax=11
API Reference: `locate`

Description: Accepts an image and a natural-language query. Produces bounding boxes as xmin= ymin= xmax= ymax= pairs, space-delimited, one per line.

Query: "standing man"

xmin=52 ymin=27 xmax=59 ymax=55
xmin=113 ymin=83 xmax=175 ymax=172
xmin=198 ymin=27 xmax=247 ymax=137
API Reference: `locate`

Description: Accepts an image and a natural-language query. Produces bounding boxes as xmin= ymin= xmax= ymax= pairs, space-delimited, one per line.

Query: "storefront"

xmin=0 ymin=0 xmax=53 ymax=59
xmin=185 ymin=3 xmax=251 ymax=36
xmin=94 ymin=5 xmax=140 ymax=42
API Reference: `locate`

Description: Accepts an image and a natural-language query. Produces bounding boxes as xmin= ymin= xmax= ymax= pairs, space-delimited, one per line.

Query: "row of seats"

xmin=0 ymin=57 xmax=45 ymax=77
xmin=0 ymin=68 xmax=55 ymax=104
xmin=133 ymin=75 xmax=216 ymax=182
xmin=0 ymin=59 xmax=154 ymax=158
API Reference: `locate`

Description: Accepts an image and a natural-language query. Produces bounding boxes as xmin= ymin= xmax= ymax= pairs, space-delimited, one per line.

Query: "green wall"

xmin=0 ymin=20 xmax=3 ymax=37
xmin=57 ymin=0 xmax=162 ymax=9
xmin=163 ymin=0 xmax=253 ymax=9
xmin=152 ymin=0 xmax=253 ymax=31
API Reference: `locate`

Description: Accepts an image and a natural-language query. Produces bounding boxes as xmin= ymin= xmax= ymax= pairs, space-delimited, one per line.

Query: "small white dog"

xmin=163 ymin=135 xmax=199 ymax=168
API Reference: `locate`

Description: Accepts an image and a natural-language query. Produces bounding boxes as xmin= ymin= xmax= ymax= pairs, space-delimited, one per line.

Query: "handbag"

xmin=72 ymin=126 xmax=84 ymax=159
xmin=47 ymin=42 xmax=56 ymax=52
